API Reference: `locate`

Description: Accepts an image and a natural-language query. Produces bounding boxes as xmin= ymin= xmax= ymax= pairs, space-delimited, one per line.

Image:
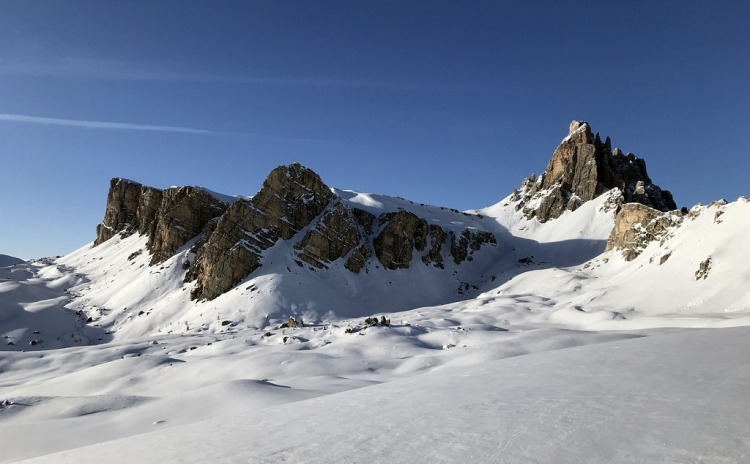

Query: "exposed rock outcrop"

xmin=344 ymin=245 xmax=371 ymax=273
xmin=189 ymin=164 xmax=335 ymax=300
xmin=450 ymin=229 xmax=498 ymax=265
xmin=95 ymin=163 xmax=499 ymax=301
xmin=422 ymin=225 xmax=448 ymax=268
xmin=95 ymin=178 xmax=144 ymax=245
xmin=373 ymin=211 xmax=429 ymax=270
xmin=135 ymin=187 xmax=164 ymax=235
xmin=695 ymin=257 xmax=712 ymax=280
xmin=147 ymin=187 xmax=230 ymax=264
xmin=605 ymin=203 xmax=679 ymax=261
xmin=294 ymin=200 xmax=363 ymax=269
xmin=515 ymin=121 xmax=676 ymax=222
xmin=94 ymin=178 xmax=230 ymax=263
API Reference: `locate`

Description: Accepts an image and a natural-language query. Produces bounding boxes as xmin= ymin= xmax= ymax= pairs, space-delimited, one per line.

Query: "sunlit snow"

xmin=1 ymin=190 xmax=749 ymax=463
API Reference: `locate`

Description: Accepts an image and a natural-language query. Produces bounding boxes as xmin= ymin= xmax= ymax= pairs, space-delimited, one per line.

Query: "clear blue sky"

xmin=1 ymin=0 xmax=748 ymax=259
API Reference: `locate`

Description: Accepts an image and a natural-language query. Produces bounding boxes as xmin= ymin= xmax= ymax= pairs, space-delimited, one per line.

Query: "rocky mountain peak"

xmin=566 ymin=119 xmax=592 ymax=143
xmin=251 ymin=162 xmax=334 ymax=239
xmin=513 ymin=120 xmax=676 ymax=222
xmin=93 ymin=163 xmax=499 ymax=303
xmin=187 ymin=163 xmax=336 ymax=300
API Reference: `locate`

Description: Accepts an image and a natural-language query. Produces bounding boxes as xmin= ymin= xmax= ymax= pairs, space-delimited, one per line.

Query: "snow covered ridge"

xmin=487 ymin=197 xmax=750 ymax=330
xmin=0 ymin=254 xmax=25 ymax=267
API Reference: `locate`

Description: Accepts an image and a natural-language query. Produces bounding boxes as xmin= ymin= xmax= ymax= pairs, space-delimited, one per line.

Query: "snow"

xmin=2 ymin=186 xmax=750 ymax=462
xmin=4 ymin=326 xmax=749 ymax=463
xmin=490 ymin=198 xmax=750 ymax=330
xmin=193 ymin=186 xmax=247 ymax=204
xmin=560 ymin=120 xmax=589 ymax=143
xmin=334 ymin=188 xmax=489 ymax=233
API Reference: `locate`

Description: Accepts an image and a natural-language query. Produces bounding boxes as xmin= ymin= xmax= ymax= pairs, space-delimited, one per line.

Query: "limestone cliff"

xmin=95 ymin=178 xmax=144 ymax=245
xmin=94 ymin=179 xmax=230 ymax=262
xmin=189 ymin=163 xmax=335 ymax=300
xmin=294 ymin=200 xmax=364 ymax=269
xmin=186 ymin=164 xmax=498 ymax=299
xmin=373 ymin=211 xmax=429 ymax=270
xmin=146 ymin=187 xmax=230 ymax=264
xmin=94 ymin=163 xmax=499 ymax=302
xmin=514 ymin=121 xmax=676 ymax=222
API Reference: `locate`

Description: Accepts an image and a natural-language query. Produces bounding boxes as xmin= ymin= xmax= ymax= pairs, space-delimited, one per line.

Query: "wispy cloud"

xmin=0 ymin=57 xmax=468 ymax=92
xmin=0 ymin=113 xmax=213 ymax=135
xmin=0 ymin=112 xmax=351 ymax=145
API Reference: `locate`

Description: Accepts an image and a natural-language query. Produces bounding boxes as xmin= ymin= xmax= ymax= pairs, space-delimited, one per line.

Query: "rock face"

xmin=294 ymin=200 xmax=364 ymax=269
xmin=94 ymin=163 xmax=498 ymax=302
xmin=135 ymin=187 xmax=165 ymax=235
xmin=373 ymin=211 xmax=429 ymax=270
xmin=449 ymin=230 xmax=497 ymax=265
xmin=605 ymin=203 xmax=679 ymax=261
xmin=146 ymin=187 xmax=230 ymax=264
xmin=95 ymin=178 xmax=144 ymax=245
xmin=187 ymin=164 xmax=498 ymax=300
xmin=94 ymin=179 xmax=230 ymax=263
xmin=189 ymin=164 xmax=335 ymax=300
xmin=514 ymin=121 xmax=676 ymax=222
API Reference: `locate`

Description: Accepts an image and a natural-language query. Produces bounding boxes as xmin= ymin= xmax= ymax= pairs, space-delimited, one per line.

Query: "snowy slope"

xmin=8 ymin=326 xmax=750 ymax=463
xmin=491 ymin=197 xmax=750 ymax=330
xmin=0 ymin=261 xmax=107 ymax=350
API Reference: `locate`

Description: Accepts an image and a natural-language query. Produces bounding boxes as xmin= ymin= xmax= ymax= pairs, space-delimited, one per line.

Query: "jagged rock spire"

xmin=515 ymin=120 xmax=676 ymax=222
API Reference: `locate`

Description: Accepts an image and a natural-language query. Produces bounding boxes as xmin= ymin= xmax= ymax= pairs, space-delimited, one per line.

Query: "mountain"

xmin=5 ymin=119 xmax=743 ymax=343
xmin=2 ymin=120 xmax=749 ymax=463
xmin=81 ymin=121 xmax=678 ymax=324
xmin=94 ymin=164 xmax=500 ymax=302
xmin=509 ymin=120 xmax=675 ymax=222
xmin=4 ymin=119 xmax=747 ymax=345
xmin=0 ymin=254 xmax=24 ymax=267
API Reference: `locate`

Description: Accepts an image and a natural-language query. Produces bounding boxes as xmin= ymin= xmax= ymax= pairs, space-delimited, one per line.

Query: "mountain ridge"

xmin=92 ymin=120 xmax=679 ymax=305
xmin=10 ymin=119 xmax=748 ymax=348
xmin=0 ymin=254 xmax=25 ymax=267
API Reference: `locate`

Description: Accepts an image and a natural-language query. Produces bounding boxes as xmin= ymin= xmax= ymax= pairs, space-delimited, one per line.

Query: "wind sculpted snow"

xmin=5 ymin=327 xmax=749 ymax=463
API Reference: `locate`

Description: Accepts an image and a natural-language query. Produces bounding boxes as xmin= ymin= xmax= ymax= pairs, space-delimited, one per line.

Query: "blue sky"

xmin=1 ymin=0 xmax=748 ymax=259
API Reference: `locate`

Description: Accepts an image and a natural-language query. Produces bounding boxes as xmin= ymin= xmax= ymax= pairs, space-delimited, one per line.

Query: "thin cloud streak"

xmin=0 ymin=113 xmax=213 ymax=134
xmin=0 ymin=58 xmax=472 ymax=92
xmin=0 ymin=112 xmax=352 ymax=145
